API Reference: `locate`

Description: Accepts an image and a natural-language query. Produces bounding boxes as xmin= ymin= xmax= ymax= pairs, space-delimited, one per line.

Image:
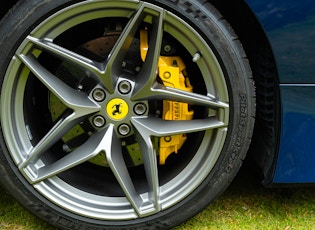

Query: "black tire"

xmin=0 ymin=0 xmax=255 ymax=229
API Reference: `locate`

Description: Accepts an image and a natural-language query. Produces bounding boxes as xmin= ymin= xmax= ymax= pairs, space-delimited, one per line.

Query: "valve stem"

xmin=192 ymin=52 xmax=201 ymax=62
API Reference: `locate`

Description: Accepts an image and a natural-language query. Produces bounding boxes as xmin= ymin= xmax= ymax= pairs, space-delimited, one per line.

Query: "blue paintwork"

xmin=275 ymin=85 xmax=315 ymax=182
xmin=246 ymin=0 xmax=315 ymax=83
xmin=246 ymin=0 xmax=315 ymax=183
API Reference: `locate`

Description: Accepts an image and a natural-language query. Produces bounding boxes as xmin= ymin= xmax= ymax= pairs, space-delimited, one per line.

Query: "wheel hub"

xmin=106 ymin=98 xmax=129 ymax=121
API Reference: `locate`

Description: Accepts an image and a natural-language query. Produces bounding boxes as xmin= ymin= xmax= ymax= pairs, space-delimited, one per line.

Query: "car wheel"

xmin=0 ymin=0 xmax=255 ymax=229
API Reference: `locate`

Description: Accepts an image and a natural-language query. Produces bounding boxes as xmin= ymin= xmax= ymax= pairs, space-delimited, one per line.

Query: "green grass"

xmin=1 ymin=162 xmax=315 ymax=230
xmin=175 ymin=163 xmax=315 ymax=230
xmin=0 ymin=193 xmax=54 ymax=230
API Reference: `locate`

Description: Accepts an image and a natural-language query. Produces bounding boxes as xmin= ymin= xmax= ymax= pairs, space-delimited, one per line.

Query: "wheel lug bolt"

xmin=118 ymin=124 xmax=131 ymax=136
xmin=92 ymin=88 xmax=106 ymax=102
xmin=93 ymin=115 xmax=106 ymax=128
xmin=134 ymin=103 xmax=147 ymax=116
xmin=118 ymin=80 xmax=132 ymax=94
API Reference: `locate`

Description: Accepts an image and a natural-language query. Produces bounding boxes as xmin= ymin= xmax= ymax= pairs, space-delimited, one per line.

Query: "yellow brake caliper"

xmin=140 ymin=29 xmax=194 ymax=164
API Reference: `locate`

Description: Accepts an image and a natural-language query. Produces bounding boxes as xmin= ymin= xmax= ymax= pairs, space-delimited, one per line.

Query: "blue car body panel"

xmin=248 ymin=1 xmax=315 ymax=84
xmin=246 ymin=0 xmax=315 ymax=183
xmin=276 ymin=86 xmax=315 ymax=182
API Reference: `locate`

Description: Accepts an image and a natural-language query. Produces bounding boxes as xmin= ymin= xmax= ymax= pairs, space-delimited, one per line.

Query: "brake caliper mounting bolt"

xmin=118 ymin=124 xmax=131 ymax=136
xmin=163 ymin=45 xmax=171 ymax=53
xmin=134 ymin=103 xmax=147 ymax=116
xmin=163 ymin=71 xmax=171 ymax=79
xmin=192 ymin=52 xmax=201 ymax=62
xmin=118 ymin=80 xmax=132 ymax=94
xmin=164 ymin=136 xmax=172 ymax=142
xmin=93 ymin=115 xmax=106 ymax=128
xmin=92 ymin=88 xmax=106 ymax=102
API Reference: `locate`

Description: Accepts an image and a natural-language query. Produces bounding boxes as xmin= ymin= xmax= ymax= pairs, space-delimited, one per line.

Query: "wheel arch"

xmin=209 ymin=0 xmax=281 ymax=184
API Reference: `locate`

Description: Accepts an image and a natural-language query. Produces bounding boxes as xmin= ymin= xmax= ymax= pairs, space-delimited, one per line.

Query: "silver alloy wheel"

xmin=1 ymin=0 xmax=229 ymax=220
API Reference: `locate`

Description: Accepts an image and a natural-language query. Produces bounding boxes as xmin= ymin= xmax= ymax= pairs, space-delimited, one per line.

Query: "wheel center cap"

xmin=106 ymin=98 xmax=129 ymax=120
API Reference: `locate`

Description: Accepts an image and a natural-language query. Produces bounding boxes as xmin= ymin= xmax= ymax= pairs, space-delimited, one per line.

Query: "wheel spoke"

xmin=131 ymin=116 xmax=226 ymax=137
xmin=26 ymin=36 xmax=104 ymax=85
xmin=19 ymin=53 xmax=100 ymax=114
xmin=130 ymin=115 xmax=226 ymax=212
xmin=19 ymin=111 xmax=83 ymax=168
xmin=26 ymin=128 xmax=109 ymax=183
xmin=18 ymin=54 xmax=100 ymax=168
xmin=104 ymin=124 xmax=150 ymax=216
xmin=132 ymin=7 xmax=164 ymax=100
xmin=134 ymin=128 xmax=160 ymax=213
xmin=134 ymin=82 xmax=229 ymax=109
xmin=102 ymin=3 xmax=146 ymax=92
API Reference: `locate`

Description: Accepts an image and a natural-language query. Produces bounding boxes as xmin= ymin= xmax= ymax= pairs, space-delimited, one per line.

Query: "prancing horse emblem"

xmin=112 ymin=103 xmax=122 ymax=116
xmin=106 ymin=98 xmax=128 ymax=120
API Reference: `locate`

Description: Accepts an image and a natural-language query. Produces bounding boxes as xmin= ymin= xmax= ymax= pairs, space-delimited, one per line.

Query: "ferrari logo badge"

xmin=106 ymin=98 xmax=129 ymax=120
